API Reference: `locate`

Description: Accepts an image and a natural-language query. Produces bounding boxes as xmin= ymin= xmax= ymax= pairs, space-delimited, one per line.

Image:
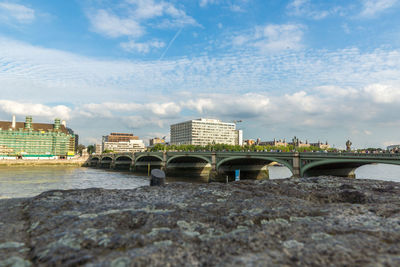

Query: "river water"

xmin=0 ymin=164 xmax=399 ymax=199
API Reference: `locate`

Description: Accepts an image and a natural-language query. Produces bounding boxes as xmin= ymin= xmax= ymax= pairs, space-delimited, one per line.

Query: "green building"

xmin=0 ymin=116 xmax=75 ymax=157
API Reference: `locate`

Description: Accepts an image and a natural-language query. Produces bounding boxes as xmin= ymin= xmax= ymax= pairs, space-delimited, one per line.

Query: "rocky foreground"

xmin=0 ymin=177 xmax=399 ymax=267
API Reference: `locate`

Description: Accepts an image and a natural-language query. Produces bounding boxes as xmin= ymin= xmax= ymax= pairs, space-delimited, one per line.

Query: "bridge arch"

xmin=115 ymin=155 xmax=133 ymax=161
xmin=217 ymin=156 xmax=293 ymax=172
xmin=217 ymin=156 xmax=293 ymax=180
xmin=167 ymin=155 xmax=211 ymax=165
xmin=301 ymin=158 xmax=400 ymax=177
xmin=135 ymin=154 xmax=163 ymax=163
xmin=99 ymin=156 xmax=113 ymax=168
xmin=90 ymin=156 xmax=100 ymax=167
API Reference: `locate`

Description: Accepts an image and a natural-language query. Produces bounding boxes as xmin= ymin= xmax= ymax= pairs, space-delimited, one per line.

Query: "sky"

xmin=1 ymin=0 xmax=400 ymax=149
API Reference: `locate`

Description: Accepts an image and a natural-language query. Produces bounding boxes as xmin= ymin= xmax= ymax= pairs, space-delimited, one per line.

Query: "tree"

xmin=76 ymin=144 xmax=85 ymax=155
xmin=87 ymin=145 xmax=95 ymax=154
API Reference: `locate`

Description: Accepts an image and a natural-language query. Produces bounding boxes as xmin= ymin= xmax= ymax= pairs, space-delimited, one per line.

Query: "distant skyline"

xmin=1 ymin=0 xmax=400 ymax=148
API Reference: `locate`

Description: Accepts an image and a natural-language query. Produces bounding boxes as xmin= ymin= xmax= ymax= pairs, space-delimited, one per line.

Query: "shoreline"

xmin=0 ymin=158 xmax=87 ymax=167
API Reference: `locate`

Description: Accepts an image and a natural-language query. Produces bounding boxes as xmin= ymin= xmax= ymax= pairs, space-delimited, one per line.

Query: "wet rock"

xmin=0 ymin=177 xmax=400 ymax=266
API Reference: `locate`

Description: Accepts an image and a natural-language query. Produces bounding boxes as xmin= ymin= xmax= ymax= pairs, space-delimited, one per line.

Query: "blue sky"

xmin=1 ymin=0 xmax=400 ymax=148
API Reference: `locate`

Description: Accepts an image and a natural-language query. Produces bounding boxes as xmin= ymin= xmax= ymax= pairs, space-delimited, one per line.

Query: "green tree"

xmin=87 ymin=145 xmax=95 ymax=154
xmin=76 ymin=144 xmax=85 ymax=155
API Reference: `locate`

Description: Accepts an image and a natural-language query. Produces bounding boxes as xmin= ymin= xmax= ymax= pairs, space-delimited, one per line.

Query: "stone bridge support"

xmin=110 ymin=155 xmax=116 ymax=169
xmin=292 ymin=152 xmax=300 ymax=178
xmin=161 ymin=151 xmax=167 ymax=172
xmin=209 ymin=152 xmax=218 ymax=180
xmin=129 ymin=154 xmax=136 ymax=171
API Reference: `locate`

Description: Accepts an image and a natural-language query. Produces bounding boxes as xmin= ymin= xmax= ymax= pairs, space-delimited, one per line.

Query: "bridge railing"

xmin=300 ymin=152 xmax=400 ymax=158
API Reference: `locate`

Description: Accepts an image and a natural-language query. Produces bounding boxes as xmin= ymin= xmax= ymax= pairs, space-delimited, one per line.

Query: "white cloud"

xmin=284 ymin=91 xmax=319 ymax=113
xmin=88 ymin=9 xmax=144 ymax=38
xmin=232 ymin=23 xmax=305 ymax=53
xmin=86 ymin=0 xmax=197 ymax=52
xmin=87 ymin=0 xmax=197 ymax=38
xmin=314 ymin=85 xmax=359 ymax=98
xmin=287 ymin=0 xmax=330 ymax=20
xmin=120 ymin=40 xmax=165 ymax=53
xmin=359 ymin=0 xmax=397 ymax=17
xmin=0 ymin=100 xmax=71 ymax=120
xmin=364 ymin=84 xmax=400 ymax=103
xmin=182 ymin=93 xmax=270 ymax=118
xmin=0 ymin=2 xmax=35 ymax=23
xmin=122 ymin=115 xmax=165 ymax=128
xmin=199 ymin=0 xmax=220 ymax=8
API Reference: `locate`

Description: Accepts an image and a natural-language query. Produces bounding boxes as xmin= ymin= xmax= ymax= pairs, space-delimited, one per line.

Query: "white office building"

xmin=170 ymin=118 xmax=243 ymax=146
xmin=103 ymin=139 xmax=146 ymax=153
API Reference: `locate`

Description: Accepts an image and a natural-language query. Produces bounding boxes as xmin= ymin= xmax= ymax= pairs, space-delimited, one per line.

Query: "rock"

xmin=0 ymin=177 xmax=400 ymax=266
xmin=150 ymin=169 xmax=166 ymax=186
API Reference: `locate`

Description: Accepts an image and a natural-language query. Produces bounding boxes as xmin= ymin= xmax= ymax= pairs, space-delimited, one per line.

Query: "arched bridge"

xmin=87 ymin=151 xmax=400 ymax=180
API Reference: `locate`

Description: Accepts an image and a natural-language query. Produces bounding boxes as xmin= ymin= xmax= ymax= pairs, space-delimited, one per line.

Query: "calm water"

xmin=0 ymin=164 xmax=399 ymax=199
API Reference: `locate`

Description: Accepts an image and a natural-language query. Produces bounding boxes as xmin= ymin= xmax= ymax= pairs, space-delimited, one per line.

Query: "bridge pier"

xmin=161 ymin=151 xmax=167 ymax=172
xmin=130 ymin=155 xmax=135 ymax=172
xmin=292 ymin=152 xmax=300 ymax=178
xmin=110 ymin=156 xmax=116 ymax=170
xmin=209 ymin=152 xmax=219 ymax=182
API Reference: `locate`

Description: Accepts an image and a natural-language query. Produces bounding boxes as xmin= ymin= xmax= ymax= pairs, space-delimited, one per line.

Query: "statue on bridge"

xmin=346 ymin=140 xmax=352 ymax=152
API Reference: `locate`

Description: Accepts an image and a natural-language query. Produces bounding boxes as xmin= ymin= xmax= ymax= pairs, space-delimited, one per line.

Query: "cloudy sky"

xmin=1 ymin=0 xmax=400 ymax=148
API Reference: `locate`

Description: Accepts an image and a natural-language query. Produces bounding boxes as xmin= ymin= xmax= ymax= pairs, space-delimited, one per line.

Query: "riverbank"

xmin=0 ymin=176 xmax=399 ymax=266
xmin=0 ymin=158 xmax=88 ymax=167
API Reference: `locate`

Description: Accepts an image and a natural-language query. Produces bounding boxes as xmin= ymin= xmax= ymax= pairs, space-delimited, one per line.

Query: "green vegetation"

xmin=149 ymin=143 xmax=333 ymax=152
xmin=102 ymin=149 xmax=114 ymax=154
xmin=87 ymin=145 xmax=95 ymax=154
xmin=76 ymin=144 xmax=85 ymax=155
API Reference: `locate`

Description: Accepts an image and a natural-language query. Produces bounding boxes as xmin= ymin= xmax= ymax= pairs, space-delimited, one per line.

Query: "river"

xmin=0 ymin=164 xmax=399 ymax=199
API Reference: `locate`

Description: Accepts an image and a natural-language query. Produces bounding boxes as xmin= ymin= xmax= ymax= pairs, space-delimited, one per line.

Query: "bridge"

xmin=86 ymin=151 xmax=400 ymax=180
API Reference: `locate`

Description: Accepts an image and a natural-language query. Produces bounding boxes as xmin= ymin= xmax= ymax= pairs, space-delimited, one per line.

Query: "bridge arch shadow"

xmin=167 ymin=156 xmax=211 ymax=178
xmin=134 ymin=155 xmax=162 ymax=174
xmin=301 ymin=159 xmax=400 ymax=178
xmin=90 ymin=156 xmax=100 ymax=167
xmin=115 ymin=156 xmax=133 ymax=170
xmin=100 ymin=156 xmax=113 ymax=168
xmin=217 ymin=156 xmax=293 ymax=180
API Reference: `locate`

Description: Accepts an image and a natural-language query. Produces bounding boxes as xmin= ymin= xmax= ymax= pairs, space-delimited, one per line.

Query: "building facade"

xmin=170 ymin=118 xmax=242 ymax=146
xmin=103 ymin=139 xmax=145 ymax=153
xmin=102 ymin=132 xmax=145 ymax=153
xmin=104 ymin=133 xmax=139 ymax=143
xmin=149 ymin=137 xmax=165 ymax=146
xmin=0 ymin=116 xmax=75 ymax=157
xmin=95 ymin=144 xmax=102 ymax=154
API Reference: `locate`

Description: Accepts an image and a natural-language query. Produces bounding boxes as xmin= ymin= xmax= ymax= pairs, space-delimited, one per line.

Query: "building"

xmin=259 ymin=138 xmax=288 ymax=147
xmin=387 ymin=145 xmax=400 ymax=152
xmin=244 ymin=139 xmax=256 ymax=146
xmin=0 ymin=115 xmax=75 ymax=157
xmin=103 ymin=139 xmax=145 ymax=153
xmin=95 ymin=144 xmax=102 ymax=154
xmin=149 ymin=137 xmax=165 ymax=146
xmin=170 ymin=118 xmax=242 ymax=146
xmin=104 ymin=133 xmax=139 ymax=143
xmin=257 ymin=137 xmax=330 ymax=149
xmin=102 ymin=132 xmax=145 ymax=153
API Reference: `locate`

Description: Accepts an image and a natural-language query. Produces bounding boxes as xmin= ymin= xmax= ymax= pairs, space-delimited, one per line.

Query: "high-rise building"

xmin=170 ymin=118 xmax=242 ymax=146
xmin=0 ymin=115 xmax=75 ymax=157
